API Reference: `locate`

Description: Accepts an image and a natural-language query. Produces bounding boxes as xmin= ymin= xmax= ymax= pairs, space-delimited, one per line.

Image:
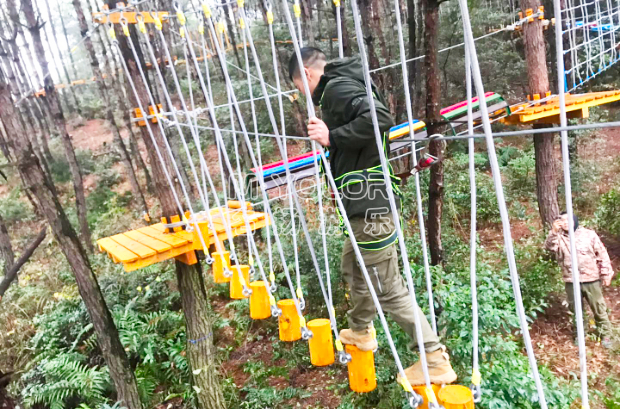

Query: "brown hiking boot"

xmin=398 ymin=346 xmax=458 ymax=386
xmin=339 ymin=328 xmax=378 ymax=352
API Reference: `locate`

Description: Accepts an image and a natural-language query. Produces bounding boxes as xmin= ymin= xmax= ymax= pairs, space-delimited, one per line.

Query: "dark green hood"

xmin=312 ymin=57 xmax=366 ymax=106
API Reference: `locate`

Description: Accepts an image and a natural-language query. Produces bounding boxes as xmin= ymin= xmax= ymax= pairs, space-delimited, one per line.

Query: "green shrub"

xmin=0 ymin=187 xmax=32 ymax=224
xmin=595 ymin=189 xmax=620 ymax=237
xmin=504 ymin=152 xmax=536 ymax=199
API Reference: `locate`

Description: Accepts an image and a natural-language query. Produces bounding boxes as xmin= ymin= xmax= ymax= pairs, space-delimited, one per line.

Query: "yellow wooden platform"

xmin=502 ymin=90 xmax=620 ymax=125
xmin=97 ymin=204 xmax=269 ymax=272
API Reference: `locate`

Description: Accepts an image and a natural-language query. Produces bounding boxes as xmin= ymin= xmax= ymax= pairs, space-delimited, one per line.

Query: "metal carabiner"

xmin=301 ymin=327 xmax=313 ymax=341
xmin=407 ymin=392 xmax=423 ymax=408
xmin=337 ymin=351 xmax=352 ymax=365
xmin=471 ymin=384 xmax=482 ymax=403
xmin=242 ymin=287 xmax=253 ymax=297
xmin=270 ymin=305 xmax=282 ymax=317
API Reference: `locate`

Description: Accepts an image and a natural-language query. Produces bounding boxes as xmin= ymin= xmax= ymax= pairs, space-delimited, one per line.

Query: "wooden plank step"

xmin=124 ymin=230 xmax=172 ymax=253
xmin=111 ymin=234 xmax=157 ymax=258
xmin=136 ymin=225 xmax=190 ymax=248
xmin=98 ymin=237 xmax=139 ymax=263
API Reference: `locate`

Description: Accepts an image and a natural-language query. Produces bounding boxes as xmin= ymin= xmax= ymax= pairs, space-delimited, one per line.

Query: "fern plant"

xmin=22 ymin=354 xmax=111 ymax=409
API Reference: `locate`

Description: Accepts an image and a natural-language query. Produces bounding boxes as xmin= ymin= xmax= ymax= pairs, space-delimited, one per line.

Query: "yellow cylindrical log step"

xmin=412 ymin=384 xmax=442 ymax=409
xmin=277 ymin=299 xmax=301 ymax=341
xmin=346 ymin=344 xmax=376 ymax=393
xmin=212 ymin=251 xmax=231 ymax=283
xmin=438 ymin=385 xmax=475 ymax=409
xmin=307 ymin=319 xmax=334 ymax=366
xmin=230 ymin=264 xmax=250 ymax=299
xmin=249 ymin=280 xmax=271 ymax=319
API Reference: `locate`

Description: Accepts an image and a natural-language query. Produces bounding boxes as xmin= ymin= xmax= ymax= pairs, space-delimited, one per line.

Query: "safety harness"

xmin=319 ymin=84 xmax=403 ymax=251
xmin=332 ymin=162 xmax=403 ymax=251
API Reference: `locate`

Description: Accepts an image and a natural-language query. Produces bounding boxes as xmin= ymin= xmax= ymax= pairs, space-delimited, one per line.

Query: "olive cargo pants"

xmin=566 ymin=280 xmax=612 ymax=338
xmin=341 ymin=213 xmax=441 ymax=352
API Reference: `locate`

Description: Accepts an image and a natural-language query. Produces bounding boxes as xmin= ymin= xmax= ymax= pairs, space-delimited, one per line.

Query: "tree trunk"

xmin=71 ymin=0 xmax=148 ymax=214
xmin=222 ymin=0 xmax=243 ymax=68
xmin=56 ymin=0 xmax=83 ymax=117
xmin=0 ymin=227 xmax=46 ymax=298
xmin=42 ymin=0 xmax=80 ymax=115
xmin=521 ymin=0 xmax=559 ymax=227
xmin=422 ymin=0 xmax=444 ymax=266
xmin=0 ymin=214 xmax=14 ymax=276
xmin=300 ymin=0 xmax=316 ymax=46
xmin=21 ymin=0 xmax=93 ymax=252
xmin=176 ymin=262 xmax=226 ymax=409
xmin=0 ymin=67 xmax=143 ymax=409
xmin=407 ymin=0 xmax=417 ymax=111
xmin=109 ymin=14 xmax=226 ymax=408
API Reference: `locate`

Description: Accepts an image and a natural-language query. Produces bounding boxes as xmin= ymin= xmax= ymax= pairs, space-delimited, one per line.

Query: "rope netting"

xmin=562 ymin=0 xmax=620 ymax=91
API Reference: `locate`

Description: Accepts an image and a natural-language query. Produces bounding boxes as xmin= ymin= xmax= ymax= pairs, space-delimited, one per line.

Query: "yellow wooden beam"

xmin=97 ymin=206 xmax=270 ymax=272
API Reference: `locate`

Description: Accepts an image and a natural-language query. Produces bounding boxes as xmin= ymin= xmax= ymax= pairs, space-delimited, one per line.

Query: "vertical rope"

xmin=465 ymin=39 xmax=481 ymax=402
xmin=280 ymin=1 xmax=425 ymax=405
xmin=391 ymin=0 xmax=437 ymax=334
xmin=553 ymin=0 xmax=590 ymax=406
xmin=457 ymin=2 xmax=549 ymax=407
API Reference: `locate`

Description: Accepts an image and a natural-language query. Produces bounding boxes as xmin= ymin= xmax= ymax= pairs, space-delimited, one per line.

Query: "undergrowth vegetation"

xmin=2 ymin=128 xmax=619 ymax=408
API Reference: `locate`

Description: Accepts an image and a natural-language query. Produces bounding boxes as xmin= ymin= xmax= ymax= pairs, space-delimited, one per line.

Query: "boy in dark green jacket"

xmin=289 ymin=47 xmax=457 ymax=385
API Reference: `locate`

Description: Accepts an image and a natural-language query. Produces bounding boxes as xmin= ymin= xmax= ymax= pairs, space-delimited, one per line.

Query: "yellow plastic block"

xmin=212 ymin=251 xmax=231 ymax=283
xmin=230 ymin=265 xmax=250 ymax=299
xmin=438 ymin=385 xmax=474 ymax=409
xmin=412 ymin=384 xmax=442 ymax=409
xmin=307 ymin=319 xmax=334 ymax=366
xmin=346 ymin=344 xmax=376 ymax=393
xmin=249 ymin=281 xmax=271 ymax=319
xmin=278 ymin=299 xmax=301 ymax=341
xmin=134 ymin=107 xmax=146 ymax=126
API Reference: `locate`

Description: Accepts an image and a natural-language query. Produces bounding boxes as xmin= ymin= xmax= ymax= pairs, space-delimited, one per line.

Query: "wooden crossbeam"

xmin=502 ymin=90 xmax=620 ymax=124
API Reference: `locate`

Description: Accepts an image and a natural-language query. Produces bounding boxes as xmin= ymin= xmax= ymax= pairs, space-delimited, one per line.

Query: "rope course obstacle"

xmin=87 ymin=0 xmax=620 ymax=407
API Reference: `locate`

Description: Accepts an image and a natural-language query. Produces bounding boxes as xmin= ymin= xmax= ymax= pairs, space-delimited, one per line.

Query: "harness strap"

xmin=334 ymin=166 xmax=402 ymax=193
xmin=357 ymin=229 xmax=398 ymax=251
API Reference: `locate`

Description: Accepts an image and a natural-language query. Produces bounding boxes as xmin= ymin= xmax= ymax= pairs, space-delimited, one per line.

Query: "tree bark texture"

xmin=520 ymin=0 xmax=559 ymax=227
xmin=0 ymin=214 xmax=14 ymax=276
xmin=0 ymin=227 xmax=46 ymax=299
xmin=300 ymin=0 xmax=316 ymax=46
xmin=332 ymin=0 xmax=352 ymax=56
xmin=71 ymin=0 xmax=148 ymax=214
xmin=0 ymin=70 xmax=143 ymax=409
xmin=176 ymin=262 xmax=226 ymax=409
xmin=422 ymin=0 xmax=444 ymax=266
xmin=21 ymin=0 xmax=93 ymax=252
xmin=110 ymin=14 xmax=226 ymax=407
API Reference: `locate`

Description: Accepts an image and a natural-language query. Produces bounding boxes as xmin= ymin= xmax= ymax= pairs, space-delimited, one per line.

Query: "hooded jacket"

xmin=311 ymin=57 xmax=396 ymax=219
xmin=545 ymin=227 xmax=614 ymax=283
